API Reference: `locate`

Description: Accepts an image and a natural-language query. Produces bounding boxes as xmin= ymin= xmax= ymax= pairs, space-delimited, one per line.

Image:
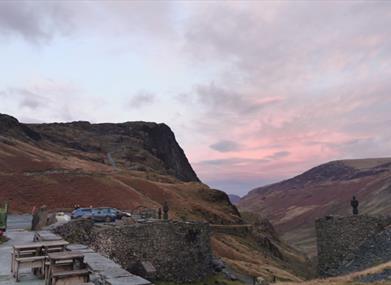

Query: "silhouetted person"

xmin=351 ymin=196 xmax=359 ymax=215
xmin=163 ymin=201 xmax=169 ymax=220
xmin=158 ymin=208 xmax=162 ymax=219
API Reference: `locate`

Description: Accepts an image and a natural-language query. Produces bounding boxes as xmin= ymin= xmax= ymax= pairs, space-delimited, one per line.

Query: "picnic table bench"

xmin=12 ymin=240 xmax=69 ymax=282
xmin=47 ymin=251 xmax=89 ymax=285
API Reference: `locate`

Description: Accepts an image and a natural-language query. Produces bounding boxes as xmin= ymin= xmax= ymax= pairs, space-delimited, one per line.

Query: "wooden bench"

xmin=47 ymin=251 xmax=87 ymax=285
xmin=11 ymin=243 xmax=44 ymax=276
xmin=13 ymin=256 xmax=46 ymax=282
xmin=44 ymin=259 xmax=74 ymax=285
xmin=51 ymin=269 xmax=90 ymax=285
xmin=11 ymin=241 xmax=69 ymax=275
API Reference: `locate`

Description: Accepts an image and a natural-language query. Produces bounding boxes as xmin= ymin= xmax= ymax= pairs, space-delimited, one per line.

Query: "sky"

xmin=1 ymin=1 xmax=391 ymax=196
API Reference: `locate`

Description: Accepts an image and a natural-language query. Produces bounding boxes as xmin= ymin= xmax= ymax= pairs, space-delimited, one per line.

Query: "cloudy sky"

xmin=1 ymin=1 xmax=391 ymax=196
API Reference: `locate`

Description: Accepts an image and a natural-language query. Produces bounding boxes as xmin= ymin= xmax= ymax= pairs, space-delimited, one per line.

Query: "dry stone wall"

xmin=54 ymin=220 xmax=213 ymax=283
xmin=91 ymin=221 xmax=213 ymax=282
xmin=316 ymin=215 xmax=391 ymax=276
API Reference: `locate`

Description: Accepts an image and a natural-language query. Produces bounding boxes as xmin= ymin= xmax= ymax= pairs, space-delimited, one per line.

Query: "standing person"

xmin=158 ymin=208 xmax=162 ymax=219
xmin=163 ymin=202 xmax=169 ymax=220
xmin=351 ymin=196 xmax=359 ymax=215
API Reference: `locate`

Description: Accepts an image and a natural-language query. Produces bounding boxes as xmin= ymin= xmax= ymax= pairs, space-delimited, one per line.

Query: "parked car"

xmin=91 ymin=207 xmax=118 ymax=222
xmin=71 ymin=208 xmax=92 ymax=219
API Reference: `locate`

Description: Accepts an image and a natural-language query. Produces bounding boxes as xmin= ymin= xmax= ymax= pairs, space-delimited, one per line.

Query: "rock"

xmin=256 ymin=276 xmax=269 ymax=285
xmin=130 ymin=261 xmax=157 ymax=281
xmin=27 ymin=119 xmax=200 ymax=182
xmin=212 ymin=257 xmax=225 ymax=272
xmin=222 ymin=269 xmax=238 ymax=281
xmin=115 ymin=217 xmax=136 ymax=226
xmin=0 ymin=113 xmax=41 ymax=140
xmin=0 ymin=113 xmax=199 ymax=182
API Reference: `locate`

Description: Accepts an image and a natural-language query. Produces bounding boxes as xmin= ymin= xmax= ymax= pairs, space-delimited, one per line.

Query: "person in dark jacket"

xmin=351 ymin=196 xmax=359 ymax=215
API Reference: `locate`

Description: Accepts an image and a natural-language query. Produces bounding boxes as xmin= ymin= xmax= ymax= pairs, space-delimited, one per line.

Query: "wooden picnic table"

xmin=41 ymin=240 xmax=70 ymax=252
xmin=34 ymin=231 xmax=64 ymax=242
xmin=46 ymin=251 xmax=87 ymax=285
xmin=11 ymin=240 xmax=69 ymax=279
xmin=13 ymin=240 xmax=69 ymax=253
xmin=47 ymin=251 xmax=84 ymax=261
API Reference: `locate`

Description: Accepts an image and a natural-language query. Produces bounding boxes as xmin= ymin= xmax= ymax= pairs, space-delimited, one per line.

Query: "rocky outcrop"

xmin=0 ymin=114 xmax=41 ymax=141
xmin=0 ymin=113 xmax=199 ymax=182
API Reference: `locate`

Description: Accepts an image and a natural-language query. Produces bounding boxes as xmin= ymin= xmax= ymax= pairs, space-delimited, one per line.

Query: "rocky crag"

xmin=0 ymin=113 xmax=199 ymax=182
xmin=316 ymin=215 xmax=391 ymax=276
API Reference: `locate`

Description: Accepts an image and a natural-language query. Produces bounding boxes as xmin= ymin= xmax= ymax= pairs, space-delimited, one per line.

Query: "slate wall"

xmin=315 ymin=215 xmax=389 ymax=276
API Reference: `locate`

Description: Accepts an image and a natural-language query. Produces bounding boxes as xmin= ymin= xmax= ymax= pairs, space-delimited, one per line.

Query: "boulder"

xmin=212 ymin=257 xmax=225 ymax=272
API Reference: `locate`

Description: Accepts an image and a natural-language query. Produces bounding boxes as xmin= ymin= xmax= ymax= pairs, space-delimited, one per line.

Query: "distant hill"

xmin=228 ymin=194 xmax=241 ymax=205
xmin=239 ymin=158 xmax=391 ymax=256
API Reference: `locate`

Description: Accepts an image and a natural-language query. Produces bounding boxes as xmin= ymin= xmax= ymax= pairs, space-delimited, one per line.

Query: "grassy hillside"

xmin=239 ymin=159 xmax=391 ymax=256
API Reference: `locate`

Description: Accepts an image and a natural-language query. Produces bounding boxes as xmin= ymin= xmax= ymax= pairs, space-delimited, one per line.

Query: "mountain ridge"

xmin=0 ymin=113 xmax=200 ymax=183
xmin=239 ymin=158 xmax=391 ymax=256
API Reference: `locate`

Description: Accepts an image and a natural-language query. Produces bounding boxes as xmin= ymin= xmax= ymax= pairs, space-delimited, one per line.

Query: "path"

xmin=6 ymin=215 xmax=32 ymax=231
xmin=0 ymin=229 xmax=42 ymax=284
xmin=0 ymin=216 xmax=150 ymax=285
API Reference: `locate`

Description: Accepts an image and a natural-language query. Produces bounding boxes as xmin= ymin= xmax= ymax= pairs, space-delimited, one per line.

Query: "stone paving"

xmin=0 ymin=217 xmax=151 ymax=285
xmin=0 ymin=229 xmax=43 ymax=285
xmin=66 ymin=244 xmax=151 ymax=285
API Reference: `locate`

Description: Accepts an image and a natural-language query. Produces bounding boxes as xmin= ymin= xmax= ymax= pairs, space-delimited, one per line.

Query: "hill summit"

xmin=0 ymin=113 xmax=199 ymax=182
xmin=239 ymin=158 xmax=391 ymax=256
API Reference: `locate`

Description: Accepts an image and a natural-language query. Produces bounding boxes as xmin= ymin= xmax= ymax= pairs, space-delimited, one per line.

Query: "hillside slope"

xmin=0 ymin=113 xmax=312 ymax=280
xmin=239 ymin=158 xmax=391 ymax=256
xmin=0 ymin=114 xmax=235 ymax=222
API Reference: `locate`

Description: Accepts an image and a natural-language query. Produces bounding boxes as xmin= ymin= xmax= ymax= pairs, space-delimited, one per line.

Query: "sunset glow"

xmin=1 ymin=1 xmax=391 ymax=195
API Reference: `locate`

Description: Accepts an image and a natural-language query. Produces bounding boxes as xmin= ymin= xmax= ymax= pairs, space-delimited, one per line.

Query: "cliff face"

xmin=0 ymin=114 xmax=199 ymax=182
xmin=0 ymin=114 xmax=41 ymax=141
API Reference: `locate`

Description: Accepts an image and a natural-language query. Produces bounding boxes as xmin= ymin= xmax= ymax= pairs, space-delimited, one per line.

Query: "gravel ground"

xmin=356 ymin=268 xmax=391 ymax=283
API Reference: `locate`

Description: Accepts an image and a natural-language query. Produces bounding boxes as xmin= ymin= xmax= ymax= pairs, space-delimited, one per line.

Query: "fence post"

xmin=0 ymin=202 xmax=8 ymax=232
